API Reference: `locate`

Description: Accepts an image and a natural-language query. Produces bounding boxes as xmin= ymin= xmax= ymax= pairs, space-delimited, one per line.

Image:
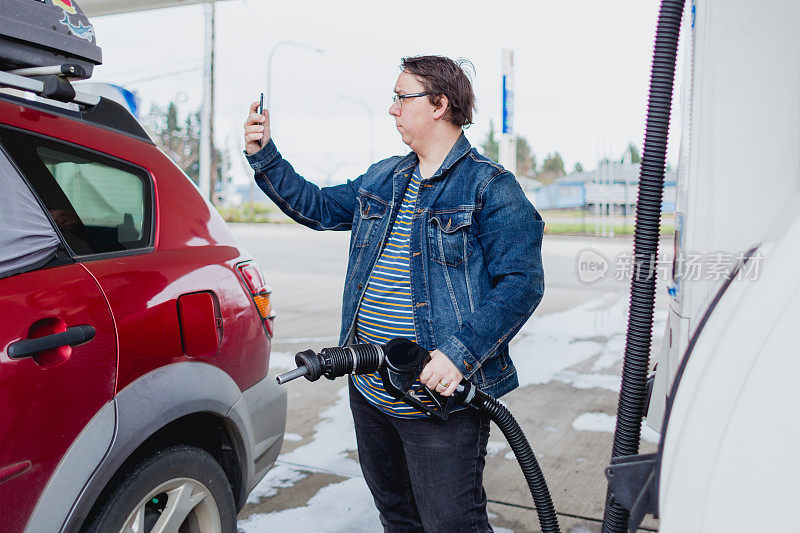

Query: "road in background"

xmin=232 ymin=224 xmax=671 ymax=532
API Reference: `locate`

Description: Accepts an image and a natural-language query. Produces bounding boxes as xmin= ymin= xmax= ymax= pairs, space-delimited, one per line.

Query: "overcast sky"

xmin=89 ymin=0 xmax=683 ymax=186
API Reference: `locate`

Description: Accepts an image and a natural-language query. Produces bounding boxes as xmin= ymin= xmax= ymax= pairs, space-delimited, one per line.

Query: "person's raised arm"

xmin=243 ymin=101 xmax=360 ymax=231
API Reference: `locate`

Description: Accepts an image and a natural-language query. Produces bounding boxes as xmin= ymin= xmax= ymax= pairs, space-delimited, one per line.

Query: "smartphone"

xmin=258 ymin=92 xmax=264 ymax=146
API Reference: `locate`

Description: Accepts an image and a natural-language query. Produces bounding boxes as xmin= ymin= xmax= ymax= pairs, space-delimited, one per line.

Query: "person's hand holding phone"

xmin=244 ymin=95 xmax=270 ymax=155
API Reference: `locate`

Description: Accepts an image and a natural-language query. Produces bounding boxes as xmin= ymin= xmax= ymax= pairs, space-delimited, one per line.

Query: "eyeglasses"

xmin=392 ymin=92 xmax=431 ymax=107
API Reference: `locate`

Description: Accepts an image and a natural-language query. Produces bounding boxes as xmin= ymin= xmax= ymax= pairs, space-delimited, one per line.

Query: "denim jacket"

xmin=246 ymin=133 xmax=544 ymax=398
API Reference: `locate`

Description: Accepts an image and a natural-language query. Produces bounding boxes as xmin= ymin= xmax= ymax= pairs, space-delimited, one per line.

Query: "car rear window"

xmin=0 ymin=127 xmax=153 ymax=256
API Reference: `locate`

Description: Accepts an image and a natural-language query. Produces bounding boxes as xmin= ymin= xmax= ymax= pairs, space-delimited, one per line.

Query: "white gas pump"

xmin=647 ymin=0 xmax=800 ymax=433
xmin=647 ymin=0 xmax=800 ymax=531
xmin=606 ymin=1 xmax=800 ymax=531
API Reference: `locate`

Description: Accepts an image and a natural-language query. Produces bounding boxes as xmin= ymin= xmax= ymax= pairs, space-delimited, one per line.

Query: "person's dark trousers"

xmin=348 ymin=378 xmax=493 ymax=533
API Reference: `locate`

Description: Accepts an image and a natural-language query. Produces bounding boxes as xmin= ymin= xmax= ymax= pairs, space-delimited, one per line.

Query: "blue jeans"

xmin=349 ymin=379 xmax=493 ymax=532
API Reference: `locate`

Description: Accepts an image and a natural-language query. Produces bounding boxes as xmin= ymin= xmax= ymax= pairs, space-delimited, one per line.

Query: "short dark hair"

xmin=400 ymin=55 xmax=475 ymax=127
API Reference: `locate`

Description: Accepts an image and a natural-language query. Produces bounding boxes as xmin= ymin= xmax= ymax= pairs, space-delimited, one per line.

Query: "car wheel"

xmin=85 ymin=445 xmax=236 ymax=533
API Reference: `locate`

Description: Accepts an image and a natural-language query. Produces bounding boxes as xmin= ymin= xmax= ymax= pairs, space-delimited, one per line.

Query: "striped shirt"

xmin=351 ymin=166 xmax=433 ymax=418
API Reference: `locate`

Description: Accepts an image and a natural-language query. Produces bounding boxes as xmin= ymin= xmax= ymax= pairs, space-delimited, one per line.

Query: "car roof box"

xmin=0 ymin=0 xmax=101 ymax=79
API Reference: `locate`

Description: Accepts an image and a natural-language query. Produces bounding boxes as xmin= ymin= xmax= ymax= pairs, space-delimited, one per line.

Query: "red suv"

xmin=0 ymin=72 xmax=286 ymax=531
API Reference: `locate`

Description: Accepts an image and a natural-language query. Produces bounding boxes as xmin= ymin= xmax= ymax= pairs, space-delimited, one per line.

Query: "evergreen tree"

xmin=480 ymin=120 xmax=499 ymax=162
xmin=540 ymin=152 xmax=566 ymax=175
xmin=480 ymin=120 xmax=537 ymax=177
xmin=622 ymin=142 xmax=642 ymax=164
xmin=142 ymin=101 xmax=229 ymax=187
xmin=516 ymin=135 xmax=537 ymax=178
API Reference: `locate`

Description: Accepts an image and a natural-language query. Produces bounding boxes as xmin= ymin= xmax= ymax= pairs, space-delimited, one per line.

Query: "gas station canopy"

xmin=79 ymin=0 xmax=210 ymax=17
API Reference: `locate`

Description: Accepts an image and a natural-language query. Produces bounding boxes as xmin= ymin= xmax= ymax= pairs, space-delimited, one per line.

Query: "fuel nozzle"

xmin=275 ymin=343 xmax=385 ymax=384
xmin=275 ymin=338 xmax=473 ymax=420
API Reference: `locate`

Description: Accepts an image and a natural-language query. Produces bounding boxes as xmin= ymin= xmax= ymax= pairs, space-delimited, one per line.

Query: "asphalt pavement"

xmin=230 ymin=223 xmax=671 ymax=532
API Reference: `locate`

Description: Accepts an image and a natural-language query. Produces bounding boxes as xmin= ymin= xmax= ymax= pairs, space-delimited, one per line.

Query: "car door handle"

xmin=8 ymin=325 xmax=96 ymax=359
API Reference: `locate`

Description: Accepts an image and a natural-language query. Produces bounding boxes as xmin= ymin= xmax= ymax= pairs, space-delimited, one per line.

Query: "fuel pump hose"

xmin=470 ymin=388 xmax=560 ymax=532
xmin=600 ymin=0 xmax=685 ymax=532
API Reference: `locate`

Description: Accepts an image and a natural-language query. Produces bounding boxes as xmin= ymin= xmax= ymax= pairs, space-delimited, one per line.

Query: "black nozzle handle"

xmin=276 ymin=366 xmax=309 ymax=384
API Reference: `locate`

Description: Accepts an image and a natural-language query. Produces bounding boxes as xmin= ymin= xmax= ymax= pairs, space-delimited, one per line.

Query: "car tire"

xmin=84 ymin=445 xmax=236 ymax=533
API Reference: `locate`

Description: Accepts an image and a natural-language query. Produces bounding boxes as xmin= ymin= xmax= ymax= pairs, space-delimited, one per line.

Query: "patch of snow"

xmin=240 ymin=477 xmax=380 ymax=533
xmin=268 ymin=351 xmax=295 ymax=370
xmin=279 ymin=386 xmax=361 ymax=475
xmin=572 ymin=412 xmax=616 ymax=433
xmin=283 ymin=433 xmax=303 ymax=442
xmin=247 ymin=385 xmax=361 ymax=505
xmin=512 ymin=295 xmax=665 ymax=393
xmin=590 ymin=334 xmax=626 ymax=372
xmin=512 ymin=296 xmax=626 ymax=388
xmin=571 ymin=412 xmax=660 ymax=444
xmin=486 ymin=511 xmax=515 ymax=533
xmin=245 ymin=464 xmax=306 ymax=501
xmin=486 ymin=441 xmax=507 ymax=456
xmin=552 ymin=370 xmax=621 ymax=392
xmin=642 ymin=425 xmax=661 ymax=444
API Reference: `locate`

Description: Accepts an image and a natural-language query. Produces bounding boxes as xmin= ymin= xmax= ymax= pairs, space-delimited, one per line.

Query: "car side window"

xmin=0 ymin=127 xmax=153 ymax=256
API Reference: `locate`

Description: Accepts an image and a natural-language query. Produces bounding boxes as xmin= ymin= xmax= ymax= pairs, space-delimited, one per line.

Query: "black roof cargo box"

xmin=0 ymin=0 xmax=101 ymax=78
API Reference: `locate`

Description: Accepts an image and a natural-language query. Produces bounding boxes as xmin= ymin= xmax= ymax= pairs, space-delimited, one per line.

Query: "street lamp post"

xmin=199 ymin=1 xmax=215 ymax=203
xmin=338 ymin=95 xmax=374 ymax=164
xmin=266 ymin=40 xmax=324 ymax=110
xmin=249 ymin=40 xmax=323 ymax=203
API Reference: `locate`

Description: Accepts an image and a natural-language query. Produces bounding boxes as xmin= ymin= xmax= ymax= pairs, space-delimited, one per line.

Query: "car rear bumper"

xmin=229 ymin=372 xmax=287 ymax=497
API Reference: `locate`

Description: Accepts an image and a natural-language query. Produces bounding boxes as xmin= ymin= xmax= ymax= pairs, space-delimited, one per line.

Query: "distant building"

xmin=528 ymin=161 xmax=677 ymax=213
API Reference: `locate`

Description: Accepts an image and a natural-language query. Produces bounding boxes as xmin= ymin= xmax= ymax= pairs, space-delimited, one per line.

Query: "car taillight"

xmin=237 ymin=261 xmax=275 ymax=338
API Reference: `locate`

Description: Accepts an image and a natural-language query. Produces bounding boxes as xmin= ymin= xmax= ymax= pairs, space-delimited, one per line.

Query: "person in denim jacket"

xmin=244 ymin=55 xmax=544 ymax=532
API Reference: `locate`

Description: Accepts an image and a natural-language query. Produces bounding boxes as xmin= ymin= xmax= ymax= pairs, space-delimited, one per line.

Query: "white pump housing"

xmin=647 ymin=0 xmax=800 ymax=530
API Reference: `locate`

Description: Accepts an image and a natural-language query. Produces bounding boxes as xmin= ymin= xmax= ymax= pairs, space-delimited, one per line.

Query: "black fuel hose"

xmin=601 ymin=0 xmax=684 ymax=532
xmin=470 ymin=388 xmax=560 ymax=532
